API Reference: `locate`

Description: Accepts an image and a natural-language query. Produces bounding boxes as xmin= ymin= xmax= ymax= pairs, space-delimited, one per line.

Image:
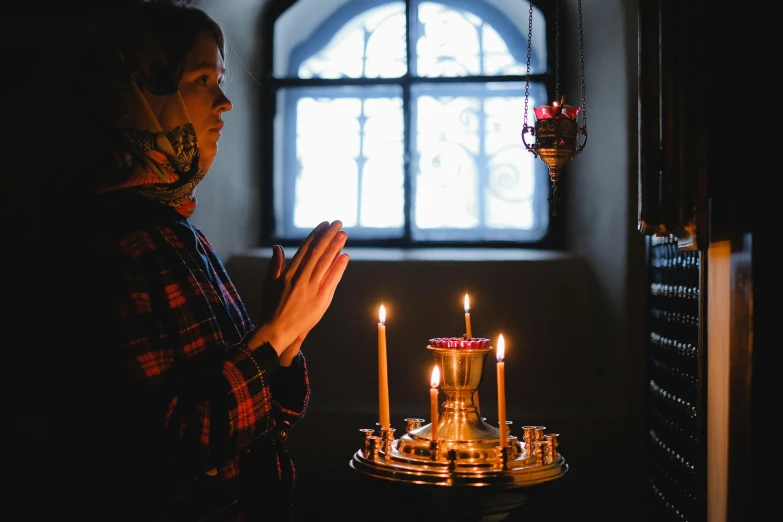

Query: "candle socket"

xmin=534 ymin=441 xmax=546 ymax=465
xmin=497 ymin=446 xmax=509 ymax=470
xmin=405 ymin=418 xmax=425 ymax=433
xmin=359 ymin=428 xmax=375 ymax=457
xmin=429 ymin=439 xmax=442 ymax=461
xmin=545 ymin=433 xmax=560 ymax=461
xmin=522 ymin=425 xmax=546 ymax=457
xmin=447 ymin=448 xmax=458 ymax=472
xmin=368 ymin=435 xmax=382 ymax=461
xmin=380 ymin=427 xmax=396 ymax=458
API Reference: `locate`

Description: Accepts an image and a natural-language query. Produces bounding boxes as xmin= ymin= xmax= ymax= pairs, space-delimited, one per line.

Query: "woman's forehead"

xmin=185 ymin=33 xmax=225 ymax=72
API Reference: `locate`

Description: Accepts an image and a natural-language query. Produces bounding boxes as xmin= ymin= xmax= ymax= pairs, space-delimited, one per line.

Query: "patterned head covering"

xmin=87 ymin=5 xmax=215 ymax=217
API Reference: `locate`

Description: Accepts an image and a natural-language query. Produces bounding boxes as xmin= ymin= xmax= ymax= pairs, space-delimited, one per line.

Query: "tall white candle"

xmin=496 ymin=334 xmax=506 ymax=448
xmin=430 ymin=365 xmax=440 ymax=440
xmin=465 ymin=294 xmax=480 ymax=414
xmin=378 ymin=305 xmax=390 ymax=429
xmin=464 ymin=294 xmax=472 ymax=338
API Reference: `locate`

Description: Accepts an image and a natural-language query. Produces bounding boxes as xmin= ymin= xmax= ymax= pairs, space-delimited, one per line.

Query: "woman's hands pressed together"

xmin=251 ymin=220 xmax=349 ymax=361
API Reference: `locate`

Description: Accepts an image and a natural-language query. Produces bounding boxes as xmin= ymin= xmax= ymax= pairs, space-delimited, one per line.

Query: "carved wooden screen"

xmin=644 ymin=235 xmax=706 ymax=522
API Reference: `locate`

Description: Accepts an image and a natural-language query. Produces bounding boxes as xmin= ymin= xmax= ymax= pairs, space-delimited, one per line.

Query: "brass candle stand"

xmin=350 ymin=342 xmax=568 ymax=520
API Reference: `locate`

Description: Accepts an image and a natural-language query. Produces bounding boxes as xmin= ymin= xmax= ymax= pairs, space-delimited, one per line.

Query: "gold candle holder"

xmin=351 ymin=341 xmax=568 ymax=520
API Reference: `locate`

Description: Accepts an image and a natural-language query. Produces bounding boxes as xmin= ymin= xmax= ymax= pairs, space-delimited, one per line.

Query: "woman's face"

xmin=178 ymin=32 xmax=232 ymax=171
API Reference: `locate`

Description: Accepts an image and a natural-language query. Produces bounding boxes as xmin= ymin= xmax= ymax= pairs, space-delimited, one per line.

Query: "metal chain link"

xmin=525 ymin=0 xmax=587 ymax=132
xmin=555 ymin=0 xmax=560 ymax=101
xmin=577 ymin=0 xmax=587 ymax=131
xmin=524 ymin=0 xmax=533 ymax=129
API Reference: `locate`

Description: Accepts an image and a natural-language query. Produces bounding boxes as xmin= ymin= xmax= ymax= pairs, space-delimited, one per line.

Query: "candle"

xmin=496 ymin=334 xmax=506 ymax=448
xmin=430 ymin=365 xmax=440 ymax=440
xmin=464 ymin=294 xmax=480 ymax=414
xmin=378 ymin=305 xmax=390 ymax=429
xmin=464 ymin=294 xmax=472 ymax=338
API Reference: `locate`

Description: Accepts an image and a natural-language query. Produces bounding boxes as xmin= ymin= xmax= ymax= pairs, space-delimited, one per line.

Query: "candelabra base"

xmin=350 ymin=422 xmax=568 ymax=521
xmin=350 ymin=343 xmax=567 ymax=520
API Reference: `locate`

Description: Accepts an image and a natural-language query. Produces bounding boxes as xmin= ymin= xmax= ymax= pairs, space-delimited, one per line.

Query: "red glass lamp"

xmin=520 ymin=1 xmax=588 ymax=216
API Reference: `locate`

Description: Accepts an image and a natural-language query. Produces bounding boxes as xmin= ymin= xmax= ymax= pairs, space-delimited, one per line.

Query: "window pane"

xmin=359 ymin=98 xmax=405 ymax=228
xmin=482 ymin=24 xmax=526 ymax=76
xmin=298 ymin=2 xmax=406 ymax=79
xmin=414 ymin=94 xmax=481 ymax=228
xmin=416 ymin=1 xmax=532 ymax=78
xmin=484 ymin=96 xmax=535 ymax=229
xmin=272 ymin=1 xmax=551 ymax=244
xmin=411 ymin=82 xmax=549 ymax=241
xmin=274 ymin=85 xmax=405 ymax=240
xmin=294 ymin=96 xmax=361 ymax=228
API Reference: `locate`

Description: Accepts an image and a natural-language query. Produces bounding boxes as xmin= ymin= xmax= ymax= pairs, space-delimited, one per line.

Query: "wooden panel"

xmin=645 ymin=234 xmax=705 ymax=522
xmin=636 ymin=0 xmax=662 ymax=236
xmin=637 ymin=0 xmax=710 ymax=250
xmin=706 ymin=241 xmax=731 ymax=522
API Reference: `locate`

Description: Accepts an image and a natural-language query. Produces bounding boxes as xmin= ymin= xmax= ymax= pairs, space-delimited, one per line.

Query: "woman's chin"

xmin=198 ymin=146 xmax=218 ymax=171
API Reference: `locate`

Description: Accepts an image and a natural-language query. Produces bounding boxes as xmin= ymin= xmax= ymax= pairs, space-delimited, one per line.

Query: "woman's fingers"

xmin=288 ymin=220 xmax=344 ymax=282
xmin=319 ymin=251 xmax=350 ymax=302
xmin=275 ymin=246 xmax=286 ymax=278
xmin=285 ymin=220 xmax=329 ymax=276
xmin=311 ymin=229 xmax=348 ymax=285
xmin=266 ymin=245 xmax=285 ymax=281
xmin=263 ymin=220 xmax=348 ymax=347
xmin=259 ymin=245 xmax=286 ymax=322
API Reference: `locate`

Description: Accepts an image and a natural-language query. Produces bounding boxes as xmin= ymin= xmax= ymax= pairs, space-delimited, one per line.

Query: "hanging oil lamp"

xmin=521 ymin=0 xmax=588 ymax=216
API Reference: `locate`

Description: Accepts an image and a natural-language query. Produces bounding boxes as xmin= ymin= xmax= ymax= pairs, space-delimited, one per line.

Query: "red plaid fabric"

xmin=48 ymin=196 xmax=310 ymax=521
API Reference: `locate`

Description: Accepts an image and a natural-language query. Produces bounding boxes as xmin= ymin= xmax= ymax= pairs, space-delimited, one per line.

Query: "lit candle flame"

xmin=464 ymin=294 xmax=470 ymax=314
xmin=496 ymin=334 xmax=505 ymax=362
xmin=431 ymin=365 xmax=440 ymax=388
xmin=379 ymin=304 xmax=386 ymax=325
xmin=496 ymin=334 xmax=506 ymax=449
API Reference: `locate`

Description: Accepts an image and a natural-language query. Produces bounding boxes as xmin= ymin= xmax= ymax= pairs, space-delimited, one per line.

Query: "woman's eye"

xmin=198 ymin=75 xmax=209 ymax=85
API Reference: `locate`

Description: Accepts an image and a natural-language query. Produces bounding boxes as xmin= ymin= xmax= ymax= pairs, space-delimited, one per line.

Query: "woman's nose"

xmin=217 ymin=92 xmax=232 ymax=112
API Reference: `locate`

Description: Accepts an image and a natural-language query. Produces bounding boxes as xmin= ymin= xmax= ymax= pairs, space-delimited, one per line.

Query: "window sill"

xmin=241 ymin=247 xmax=572 ymax=262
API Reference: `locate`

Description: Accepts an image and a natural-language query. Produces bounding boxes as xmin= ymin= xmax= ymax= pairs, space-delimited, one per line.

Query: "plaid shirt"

xmin=50 ymin=194 xmax=310 ymax=521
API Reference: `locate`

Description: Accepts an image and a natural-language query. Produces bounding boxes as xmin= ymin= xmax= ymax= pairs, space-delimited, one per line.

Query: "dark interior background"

xmin=4 ymin=1 xmax=668 ymax=520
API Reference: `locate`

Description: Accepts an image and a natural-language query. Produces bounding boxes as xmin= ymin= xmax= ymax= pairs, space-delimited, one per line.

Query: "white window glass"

xmin=299 ymin=3 xmax=407 ymax=79
xmin=273 ymin=1 xmax=549 ymax=243
xmin=294 ymin=97 xmax=361 ymax=227
xmin=482 ymin=25 xmax=527 ymax=76
xmin=276 ymin=85 xmax=405 ymax=240
xmin=417 ymin=2 xmax=526 ymax=78
xmin=411 ymin=83 xmax=544 ymax=241
xmin=483 ymin=96 xmax=536 ymax=229
xmin=414 ymin=94 xmax=481 ymax=228
xmin=359 ymin=98 xmax=405 ymax=228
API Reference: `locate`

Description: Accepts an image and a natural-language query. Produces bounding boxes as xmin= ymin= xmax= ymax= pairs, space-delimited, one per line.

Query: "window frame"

xmin=259 ymin=0 xmax=562 ymax=250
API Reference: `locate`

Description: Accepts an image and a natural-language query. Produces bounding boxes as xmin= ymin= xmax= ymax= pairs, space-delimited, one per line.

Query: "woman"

xmin=45 ymin=2 xmax=349 ymax=521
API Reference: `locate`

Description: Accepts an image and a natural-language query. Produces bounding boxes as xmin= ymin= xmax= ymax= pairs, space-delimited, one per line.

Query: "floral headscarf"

xmin=92 ymin=9 xmax=204 ymax=217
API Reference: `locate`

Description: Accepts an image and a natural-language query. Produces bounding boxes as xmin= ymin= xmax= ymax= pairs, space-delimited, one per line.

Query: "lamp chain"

xmin=577 ymin=0 xmax=587 ymax=130
xmin=554 ymin=0 xmax=560 ymax=101
xmin=524 ymin=0 xmax=587 ymax=133
xmin=523 ymin=0 xmax=533 ymax=130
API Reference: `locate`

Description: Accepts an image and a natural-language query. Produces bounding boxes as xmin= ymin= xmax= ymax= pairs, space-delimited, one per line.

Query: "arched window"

xmin=264 ymin=0 xmax=555 ymax=246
